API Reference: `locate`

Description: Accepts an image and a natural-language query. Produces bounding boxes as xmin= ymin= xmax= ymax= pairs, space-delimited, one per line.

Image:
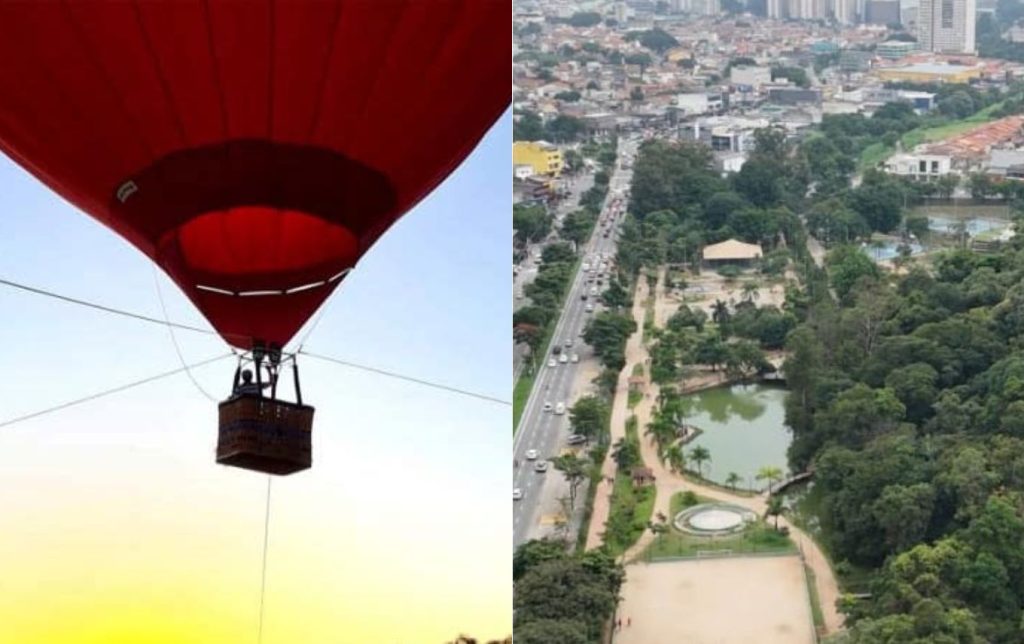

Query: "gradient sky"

xmin=0 ymin=112 xmax=510 ymax=643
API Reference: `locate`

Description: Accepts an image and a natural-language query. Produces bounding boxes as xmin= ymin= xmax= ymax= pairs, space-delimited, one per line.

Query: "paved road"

xmin=513 ymin=172 xmax=595 ymax=380
xmin=513 ymin=137 xmax=639 ymax=548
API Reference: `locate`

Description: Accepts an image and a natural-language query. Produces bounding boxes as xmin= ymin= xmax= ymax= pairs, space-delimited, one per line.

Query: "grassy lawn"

xmin=512 ymin=375 xmax=535 ymax=432
xmin=859 ymin=102 xmax=1009 ymax=171
xmin=604 ymin=470 xmax=656 ymax=557
xmin=643 ymin=520 xmax=795 ymax=560
xmin=641 ymin=491 xmax=793 ymax=560
xmin=901 ymin=102 xmax=1006 ymax=150
xmin=628 ymin=389 xmax=643 ymax=408
xmin=670 ymin=489 xmax=706 ymax=516
xmin=858 ymin=142 xmax=894 ymax=171
xmin=603 ymin=414 xmax=656 ymax=556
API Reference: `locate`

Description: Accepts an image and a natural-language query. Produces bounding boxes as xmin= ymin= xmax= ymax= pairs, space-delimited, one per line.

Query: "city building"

xmin=987 ymin=149 xmax=1024 ymax=177
xmin=883 ymin=152 xmax=953 ymax=180
xmin=684 ymin=116 xmax=769 ymax=152
xmin=729 ymin=65 xmax=772 ymax=89
xmin=866 ymin=0 xmax=901 ymax=24
xmin=876 ymin=61 xmax=983 ymax=83
xmin=675 ymin=92 xmax=725 ymax=115
xmin=811 ymin=40 xmax=840 ymax=54
xmin=768 ymin=86 xmax=823 ymax=105
xmin=917 ymin=0 xmax=976 ymax=54
xmin=512 ymin=141 xmax=564 ymax=177
xmin=839 ymin=49 xmax=874 ymax=72
xmin=789 ymin=0 xmax=826 ymax=19
xmin=832 ymin=0 xmax=858 ymax=25
xmin=877 ymin=40 xmax=918 ymax=59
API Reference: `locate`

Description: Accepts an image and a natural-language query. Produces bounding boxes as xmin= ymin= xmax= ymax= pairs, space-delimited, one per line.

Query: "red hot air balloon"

xmin=0 ymin=1 xmax=509 ymax=474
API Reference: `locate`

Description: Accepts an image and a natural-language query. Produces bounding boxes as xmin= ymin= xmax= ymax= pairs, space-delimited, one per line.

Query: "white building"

xmin=789 ymin=0 xmax=827 ymax=19
xmin=674 ymin=92 xmax=724 ymax=115
xmin=917 ymin=0 xmax=976 ymax=54
xmin=884 ymin=153 xmax=953 ymax=180
xmin=729 ymin=66 xmax=772 ymax=89
xmin=767 ymin=0 xmax=786 ymax=18
xmin=514 ymin=164 xmax=535 ymax=180
xmin=831 ymin=0 xmax=858 ymax=24
xmin=716 ymin=152 xmax=747 ymax=174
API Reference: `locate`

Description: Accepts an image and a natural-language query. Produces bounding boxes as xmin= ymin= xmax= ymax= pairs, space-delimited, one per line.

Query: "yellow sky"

xmin=0 ymin=378 xmax=510 ymax=644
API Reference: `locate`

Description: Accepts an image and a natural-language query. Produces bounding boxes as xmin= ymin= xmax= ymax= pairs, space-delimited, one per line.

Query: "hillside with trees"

xmin=783 ymin=236 xmax=1024 ymax=643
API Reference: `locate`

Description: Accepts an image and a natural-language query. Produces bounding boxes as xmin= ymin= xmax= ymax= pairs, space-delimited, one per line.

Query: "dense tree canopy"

xmin=783 ymin=231 xmax=1024 ymax=642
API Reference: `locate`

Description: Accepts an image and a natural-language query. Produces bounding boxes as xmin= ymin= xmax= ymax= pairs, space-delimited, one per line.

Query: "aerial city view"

xmin=513 ymin=0 xmax=1024 ymax=642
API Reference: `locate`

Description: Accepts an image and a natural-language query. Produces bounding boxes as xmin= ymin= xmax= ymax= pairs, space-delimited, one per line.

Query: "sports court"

xmin=613 ymin=555 xmax=815 ymax=644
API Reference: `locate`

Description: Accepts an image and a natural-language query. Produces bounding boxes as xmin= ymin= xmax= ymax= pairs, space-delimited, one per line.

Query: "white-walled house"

xmin=883 ymin=153 xmax=952 ymax=181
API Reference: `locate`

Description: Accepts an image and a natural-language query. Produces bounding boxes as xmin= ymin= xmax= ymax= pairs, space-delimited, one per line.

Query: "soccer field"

xmin=613 ymin=555 xmax=815 ymax=644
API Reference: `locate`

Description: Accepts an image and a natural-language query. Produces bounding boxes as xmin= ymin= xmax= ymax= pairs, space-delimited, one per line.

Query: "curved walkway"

xmin=587 ymin=269 xmax=844 ymax=635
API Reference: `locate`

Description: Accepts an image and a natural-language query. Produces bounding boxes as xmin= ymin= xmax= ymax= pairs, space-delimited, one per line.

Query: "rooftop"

xmin=703 ymin=238 xmax=763 ymax=261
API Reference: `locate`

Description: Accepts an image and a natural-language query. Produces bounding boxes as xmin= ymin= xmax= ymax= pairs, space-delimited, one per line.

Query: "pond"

xmin=927 ymin=214 xmax=1009 ymax=236
xmin=680 ymin=383 xmax=792 ymax=489
xmin=860 ymin=240 xmax=924 ymax=262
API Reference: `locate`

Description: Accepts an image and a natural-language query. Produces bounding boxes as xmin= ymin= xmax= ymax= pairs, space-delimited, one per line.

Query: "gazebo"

xmin=702 ymin=238 xmax=763 ymax=268
xmin=631 ymin=466 xmax=656 ymax=487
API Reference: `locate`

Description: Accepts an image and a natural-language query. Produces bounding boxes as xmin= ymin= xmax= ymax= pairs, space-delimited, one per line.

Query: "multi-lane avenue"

xmin=513 ymin=172 xmax=594 ymax=380
xmin=513 ymin=136 xmax=639 ymax=548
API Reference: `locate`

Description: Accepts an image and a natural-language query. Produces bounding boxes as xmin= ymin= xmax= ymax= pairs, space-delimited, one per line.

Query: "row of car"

xmin=513 ymin=433 xmax=590 ymax=500
xmin=548 ymin=353 xmax=579 ymax=367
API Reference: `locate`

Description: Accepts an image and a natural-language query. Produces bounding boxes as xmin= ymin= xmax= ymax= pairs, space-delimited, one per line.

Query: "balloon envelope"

xmin=0 ymin=0 xmax=509 ymax=348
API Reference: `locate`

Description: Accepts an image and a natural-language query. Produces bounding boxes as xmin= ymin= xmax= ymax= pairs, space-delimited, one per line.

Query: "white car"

xmin=555 ymin=402 xmax=566 ymax=415
xmin=559 ymin=354 xmax=568 ymax=364
xmin=513 ymin=488 xmax=523 ymax=501
xmin=582 ymin=263 xmax=590 ymax=272
xmin=585 ymin=304 xmax=594 ymax=313
xmin=548 ymin=358 xmax=557 ymax=368
xmin=534 ymin=461 xmax=549 ymax=473
xmin=525 ymin=449 xmax=539 ymax=460
xmin=543 ymin=401 xmax=553 ymax=412
xmin=571 ymin=354 xmax=580 ymax=363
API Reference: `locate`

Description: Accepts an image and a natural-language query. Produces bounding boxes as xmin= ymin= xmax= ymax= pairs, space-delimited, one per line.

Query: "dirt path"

xmin=592 ymin=268 xmax=845 ymax=635
xmin=584 ymin=278 xmax=652 ymax=551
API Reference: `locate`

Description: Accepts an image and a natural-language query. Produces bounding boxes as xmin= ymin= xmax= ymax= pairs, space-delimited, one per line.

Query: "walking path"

xmin=586 ymin=268 xmax=844 ymax=635
xmin=584 ymin=278 xmax=650 ymax=551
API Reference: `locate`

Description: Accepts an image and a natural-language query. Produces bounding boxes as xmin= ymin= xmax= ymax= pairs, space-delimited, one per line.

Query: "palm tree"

xmin=711 ymin=299 xmax=730 ymax=325
xmin=766 ymin=495 xmax=785 ymax=530
xmin=757 ymin=465 xmax=784 ymax=495
xmin=725 ymin=472 xmax=742 ymax=491
xmin=741 ymin=281 xmax=759 ymax=303
xmin=665 ymin=443 xmax=686 ymax=475
xmin=690 ymin=445 xmax=711 ymax=478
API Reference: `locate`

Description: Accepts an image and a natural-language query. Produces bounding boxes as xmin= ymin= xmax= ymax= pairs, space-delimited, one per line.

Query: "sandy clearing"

xmin=613 ymin=556 xmax=815 ymax=644
xmin=587 ymin=268 xmax=844 ymax=635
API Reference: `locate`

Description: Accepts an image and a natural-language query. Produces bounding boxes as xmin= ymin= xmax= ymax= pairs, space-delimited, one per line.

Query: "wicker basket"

xmin=217 ymin=394 xmax=314 ymax=475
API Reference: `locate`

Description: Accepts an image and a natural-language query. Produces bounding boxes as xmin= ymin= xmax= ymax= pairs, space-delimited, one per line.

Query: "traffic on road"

xmin=512 ymin=136 xmax=639 ymax=547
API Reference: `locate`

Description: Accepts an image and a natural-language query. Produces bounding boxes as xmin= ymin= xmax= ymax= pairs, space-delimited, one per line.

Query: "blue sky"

xmin=0 ymin=111 xmax=511 ymax=642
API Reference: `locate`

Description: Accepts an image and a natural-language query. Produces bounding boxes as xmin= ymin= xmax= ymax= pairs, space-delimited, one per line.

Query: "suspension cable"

xmin=0 ymin=354 xmax=233 ymax=429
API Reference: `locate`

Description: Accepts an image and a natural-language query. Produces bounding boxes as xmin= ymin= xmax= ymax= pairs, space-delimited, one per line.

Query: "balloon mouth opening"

xmin=157 ymin=207 xmax=360 ymax=295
